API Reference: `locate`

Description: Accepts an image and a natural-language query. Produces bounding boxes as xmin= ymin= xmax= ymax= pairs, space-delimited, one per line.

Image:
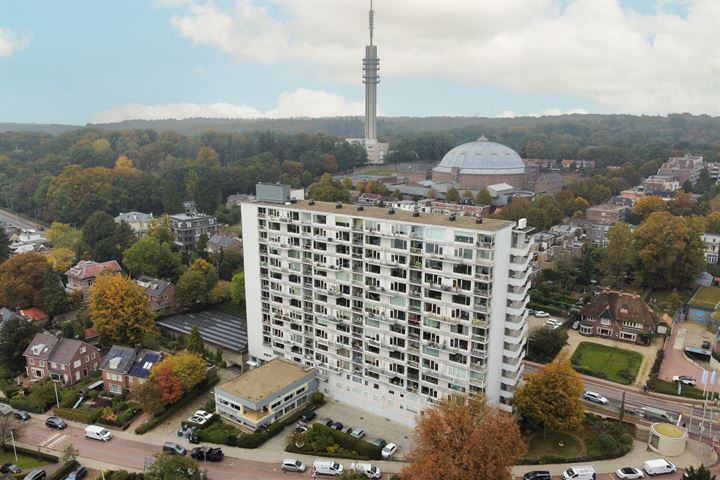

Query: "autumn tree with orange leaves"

xmin=88 ymin=271 xmax=158 ymax=344
xmin=151 ymin=362 xmax=184 ymax=405
xmin=402 ymin=395 xmax=525 ymax=480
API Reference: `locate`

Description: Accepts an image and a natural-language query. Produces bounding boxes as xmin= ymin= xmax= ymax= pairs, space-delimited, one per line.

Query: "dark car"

xmin=331 ymin=422 xmax=344 ymax=430
xmin=371 ymin=438 xmax=387 ymax=448
xmin=702 ymin=340 xmax=712 ymax=350
xmin=1 ymin=464 xmax=21 ymax=474
xmin=523 ymin=471 xmax=552 ymax=480
xmin=191 ymin=446 xmax=224 ymax=462
xmin=14 ymin=410 xmax=31 ymax=421
xmin=65 ymin=466 xmax=88 ymax=480
xmin=300 ymin=411 xmax=316 ymax=423
xmin=45 ymin=416 xmax=67 ymax=430
xmin=322 ymin=418 xmax=334 ymax=427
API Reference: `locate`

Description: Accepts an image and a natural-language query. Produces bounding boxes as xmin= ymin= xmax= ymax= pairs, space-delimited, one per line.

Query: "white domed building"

xmin=432 ymin=136 xmax=533 ymax=190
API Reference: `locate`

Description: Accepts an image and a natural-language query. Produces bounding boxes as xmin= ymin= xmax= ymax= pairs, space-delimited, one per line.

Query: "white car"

xmin=616 ymin=467 xmax=644 ymax=479
xmin=544 ymin=319 xmax=562 ymax=329
xmin=188 ymin=410 xmax=214 ymax=425
xmin=583 ymin=390 xmax=609 ymax=405
xmin=381 ymin=443 xmax=398 ymax=459
xmin=672 ymin=375 xmax=696 ymax=386
xmin=535 ymin=311 xmax=550 ymax=318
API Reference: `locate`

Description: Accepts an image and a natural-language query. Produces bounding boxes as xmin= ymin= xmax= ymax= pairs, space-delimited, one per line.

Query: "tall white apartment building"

xmin=241 ymin=191 xmax=533 ymax=426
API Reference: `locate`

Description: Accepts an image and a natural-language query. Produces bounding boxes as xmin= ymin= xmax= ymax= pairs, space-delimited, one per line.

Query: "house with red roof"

xmin=19 ymin=307 xmax=49 ymax=323
xmin=65 ymin=260 xmax=122 ymax=304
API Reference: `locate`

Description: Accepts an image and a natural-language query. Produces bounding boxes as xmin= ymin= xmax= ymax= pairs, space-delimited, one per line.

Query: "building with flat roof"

xmin=241 ymin=187 xmax=533 ymax=425
xmin=169 ymin=202 xmax=219 ymax=251
xmin=115 ymin=212 xmax=153 ymax=237
xmin=214 ymin=358 xmax=317 ymax=431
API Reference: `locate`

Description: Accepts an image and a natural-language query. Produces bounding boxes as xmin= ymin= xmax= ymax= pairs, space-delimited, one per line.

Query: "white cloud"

xmin=168 ymin=0 xmax=720 ymax=115
xmin=500 ymin=108 xmax=590 ymax=118
xmin=91 ymin=88 xmax=366 ymax=123
xmin=0 ymin=27 xmax=31 ymax=58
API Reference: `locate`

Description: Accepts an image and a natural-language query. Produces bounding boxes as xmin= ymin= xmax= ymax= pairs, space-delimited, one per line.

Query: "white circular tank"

xmin=648 ymin=422 xmax=687 ymax=456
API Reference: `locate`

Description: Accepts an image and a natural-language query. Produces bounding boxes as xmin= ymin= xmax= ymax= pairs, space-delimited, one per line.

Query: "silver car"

xmin=281 ymin=459 xmax=306 ymax=473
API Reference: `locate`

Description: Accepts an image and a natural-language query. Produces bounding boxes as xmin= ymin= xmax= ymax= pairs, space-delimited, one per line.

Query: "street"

xmin=0 ymin=207 xmax=45 ymax=231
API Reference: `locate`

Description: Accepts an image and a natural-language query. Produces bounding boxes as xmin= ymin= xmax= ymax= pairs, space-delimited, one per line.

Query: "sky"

xmin=1 ymin=0 xmax=718 ymax=125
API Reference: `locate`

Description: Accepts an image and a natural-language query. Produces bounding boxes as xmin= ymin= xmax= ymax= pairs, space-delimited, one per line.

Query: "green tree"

xmin=445 ymin=187 xmax=460 ymax=203
xmin=682 ymin=465 xmax=716 ymax=480
xmin=426 ymin=188 xmax=437 ymax=199
xmin=393 ymin=188 xmax=402 ymax=201
xmin=144 ymin=452 xmax=205 ymax=480
xmin=177 ymin=259 xmax=218 ymax=307
xmin=61 ymin=441 xmax=80 ymax=463
xmin=82 ymin=211 xmax=120 ymax=261
xmin=0 ymin=229 xmax=10 ymax=262
xmin=461 ymin=189 xmax=474 ymax=200
xmin=135 ymin=381 xmax=165 ymax=416
xmin=184 ymin=325 xmax=205 ymax=355
xmin=122 ymin=235 xmax=181 ymax=280
xmin=527 ymin=327 xmax=568 ymax=363
xmin=514 ymin=361 xmax=585 ymax=435
xmin=230 ymin=271 xmax=245 ymax=307
xmin=706 ymin=211 xmax=720 ymax=233
xmin=147 ymin=215 xmax=173 ymax=244
xmin=0 ymin=316 xmax=40 ymax=375
xmin=0 ymin=252 xmax=48 ymax=308
xmin=45 ymin=222 xmax=81 ymax=251
xmin=217 ymin=250 xmax=243 ymax=281
xmin=42 ymin=266 xmax=68 ymax=317
xmin=601 ymin=222 xmax=635 ymax=286
xmin=196 ymin=233 xmax=209 ymax=258
xmin=475 ymin=188 xmax=492 ymax=206
xmin=307 ymin=173 xmax=350 ymax=202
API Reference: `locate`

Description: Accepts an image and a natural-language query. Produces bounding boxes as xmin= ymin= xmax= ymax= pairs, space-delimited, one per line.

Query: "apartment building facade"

xmin=241 ymin=193 xmax=532 ymax=426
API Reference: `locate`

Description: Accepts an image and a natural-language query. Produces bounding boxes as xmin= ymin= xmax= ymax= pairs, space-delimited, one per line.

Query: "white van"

xmin=84 ymin=425 xmax=112 ymax=442
xmin=643 ymin=459 xmax=676 ymax=476
xmin=562 ymin=466 xmax=596 ymax=480
xmin=350 ymin=463 xmax=381 ymax=479
xmin=313 ymin=459 xmax=344 ymax=476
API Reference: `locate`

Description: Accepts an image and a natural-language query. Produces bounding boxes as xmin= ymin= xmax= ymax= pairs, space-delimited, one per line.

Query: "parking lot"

xmin=262 ymin=398 xmax=416 ymax=460
xmin=527 ymin=312 xmax=566 ymax=332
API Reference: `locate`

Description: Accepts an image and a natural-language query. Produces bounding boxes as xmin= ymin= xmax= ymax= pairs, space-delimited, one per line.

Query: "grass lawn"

xmin=652 ymin=379 xmax=706 ymax=399
xmin=0 ymin=451 xmax=50 ymax=469
xmin=524 ymin=432 xmax=584 ymax=459
xmin=689 ymin=287 xmax=720 ymax=309
xmin=571 ymin=342 xmax=642 ymax=384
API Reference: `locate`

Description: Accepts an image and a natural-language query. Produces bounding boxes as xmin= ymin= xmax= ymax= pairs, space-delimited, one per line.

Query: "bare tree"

xmin=0 ymin=414 xmax=24 ymax=448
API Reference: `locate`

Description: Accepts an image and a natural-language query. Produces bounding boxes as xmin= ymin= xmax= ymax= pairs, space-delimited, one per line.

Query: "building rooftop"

xmin=255 ymin=199 xmax=514 ymax=232
xmin=688 ymin=287 xmax=720 ymax=309
xmin=100 ymin=345 xmax=137 ymax=373
xmin=158 ymin=310 xmax=248 ymax=352
xmin=216 ymin=358 xmax=314 ymax=404
xmin=433 ymin=136 xmax=525 ymax=176
xmin=65 ymin=260 xmax=122 ymax=280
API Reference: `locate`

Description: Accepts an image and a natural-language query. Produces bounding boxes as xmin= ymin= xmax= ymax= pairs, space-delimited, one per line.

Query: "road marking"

xmin=47 ymin=434 xmax=69 ymax=449
xmin=674 ymin=329 xmax=686 ymax=350
xmin=39 ymin=432 xmax=61 ymax=447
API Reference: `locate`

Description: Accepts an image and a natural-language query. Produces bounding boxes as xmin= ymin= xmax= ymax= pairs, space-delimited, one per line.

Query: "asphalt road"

xmin=0 ymin=207 xmax=45 ymax=231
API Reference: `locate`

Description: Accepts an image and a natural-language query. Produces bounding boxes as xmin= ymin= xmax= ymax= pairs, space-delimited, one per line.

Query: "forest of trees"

xmin=0 ymin=114 xmax=718 ymax=228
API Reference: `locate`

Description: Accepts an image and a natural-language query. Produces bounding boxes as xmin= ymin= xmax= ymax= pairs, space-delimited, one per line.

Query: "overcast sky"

xmin=2 ymin=0 xmax=718 ymax=124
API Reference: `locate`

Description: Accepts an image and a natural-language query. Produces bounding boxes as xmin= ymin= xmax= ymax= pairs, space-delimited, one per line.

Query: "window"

xmin=74 ymin=360 xmax=81 ymax=368
xmin=29 ymin=358 xmax=35 ymax=365
xmin=109 ymin=384 xmax=122 ymax=394
xmin=39 ymin=361 xmax=45 ymax=367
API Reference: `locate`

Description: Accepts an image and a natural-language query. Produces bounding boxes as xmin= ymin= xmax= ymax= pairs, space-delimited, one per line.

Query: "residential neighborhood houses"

xmin=23 ymin=332 xmax=100 ymax=385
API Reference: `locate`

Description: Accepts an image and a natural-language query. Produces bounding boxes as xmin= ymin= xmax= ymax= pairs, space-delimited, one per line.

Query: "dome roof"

xmin=433 ymin=136 xmax=525 ymax=175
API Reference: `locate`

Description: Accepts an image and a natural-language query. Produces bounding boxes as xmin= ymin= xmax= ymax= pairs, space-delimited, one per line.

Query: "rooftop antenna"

xmin=369 ymin=0 xmax=374 ymax=46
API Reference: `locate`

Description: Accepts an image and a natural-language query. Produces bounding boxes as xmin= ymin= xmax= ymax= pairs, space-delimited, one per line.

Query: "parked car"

xmin=322 ymin=418 xmax=334 ymax=427
xmin=65 ymin=466 xmax=88 ymax=480
xmin=381 ymin=443 xmax=398 ymax=459
xmin=616 ymin=467 xmax=644 ymax=479
xmin=163 ymin=442 xmax=187 ymax=456
xmin=535 ymin=311 xmax=550 ymax=318
xmin=14 ymin=410 xmax=31 ymax=421
xmin=281 ymin=459 xmax=307 ymax=473
xmin=350 ymin=428 xmax=366 ymax=439
xmin=371 ymin=438 xmax=387 ymax=448
xmin=582 ymin=390 xmax=609 ymax=405
xmin=572 ymin=321 xmax=580 ymax=330
xmin=300 ymin=411 xmax=316 ymax=423
xmin=332 ymin=422 xmax=344 ymax=430
xmin=672 ymin=375 xmax=696 ymax=386
xmin=45 ymin=416 xmax=67 ymax=430
xmin=643 ymin=459 xmax=676 ymax=476
xmin=544 ymin=319 xmax=562 ymax=329
xmin=188 ymin=410 xmax=213 ymax=425
xmin=190 ymin=446 xmax=224 ymax=462
xmin=25 ymin=470 xmax=47 ymax=480
xmin=523 ymin=471 xmax=551 ymax=480
xmin=351 ymin=462 xmax=381 ymax=479
xmin=1 ymin=464 xmax=21 ymax=474
xmin=527 ymin=309 xmax=536 ymax=316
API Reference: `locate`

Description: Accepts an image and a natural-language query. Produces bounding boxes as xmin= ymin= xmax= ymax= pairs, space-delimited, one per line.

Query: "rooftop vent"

xmin=357 ymin=206 xmax=364 ymax=211
xmin=475 ymin=217 xmax=483 ymax=224
xmin=448 ymin=214 xmax=456 ymax=222
xmin=412 ymin=210 xmax=420 ymax=217
xmin=388 ymin=208 xmax=395 ymax=215
xmin=335 ymin=202 xmax=342 ymax=209
xmin=308 ymin=200 xmax=315 ymax=206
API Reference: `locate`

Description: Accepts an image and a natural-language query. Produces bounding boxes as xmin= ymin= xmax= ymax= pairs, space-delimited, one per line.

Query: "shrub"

xmin=311 ymin=391 xmax=324 ymax=404
xmin=48 ymin=461 xmax=79 ymax=480
xmin=598 ymin=434 xmax=617 ymax=450
xmin=53 ymin=406 xmax=100 ymax=424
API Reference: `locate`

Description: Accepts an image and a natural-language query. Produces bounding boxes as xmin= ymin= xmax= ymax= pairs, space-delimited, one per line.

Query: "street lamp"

xmin=53 ymin=381 xmax=60 ymax=407
xmin=10 ymin=429 xmax=18 ymax=463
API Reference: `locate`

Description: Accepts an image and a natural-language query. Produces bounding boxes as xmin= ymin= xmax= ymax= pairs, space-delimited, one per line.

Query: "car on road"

xmin=350 ymin=428 xmax=366 ymax=439
xmin=163 ymin=442 xmax=187 ymax=456
xmin=1 ymin=464 xmax=21 ymax=474
xmin=332 ymin=421 xmax=344 ymax=430
xmin=281 ymin=459 xmax=307 ymax=473
xmin=381 ymin=443 xmax=398 ymax=459
xmin=65 ymin=466 xmax=88 ymax=480
xmin=14 ymin=410 xmax=31 ymax=421
xmin=190 ymin=446 xmax=224 ymax=462
xmin=45 ymin=416 xmax=67 ymax=430
xmin=523 ymin=471 xmax=551 ymax=480
xmin=535 ymin=311 xmax=550 ymax=318
xmin=582 ymin=390 xmax=609 ymax=405
xmin=672 ymin=375 xmax=696 ymax=386
xmin=25 ymin=470 xmax=47 ymax=480
xmin=372 ymin=438 xmax=387 ymax=449
xmin=300 ymin=411 xmax=316 ymax=423
xmin=616 ymin=467 xmax=644 ymax=479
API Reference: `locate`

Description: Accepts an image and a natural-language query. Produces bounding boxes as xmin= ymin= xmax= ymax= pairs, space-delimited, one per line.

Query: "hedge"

xmin=135 ymin=375 xmax=219 ymax=435
xmin=9 ymin=397 xmax=48 ymax=414
xmin=48 ymin=461 xmax=79 ymax=480
xmin=288 ymin=423 xmax=382 ymax=460
xmin=97 ymin=407 xmax=143 ymax=431
xmin=2 ymin=445 xmax=59 ymax=463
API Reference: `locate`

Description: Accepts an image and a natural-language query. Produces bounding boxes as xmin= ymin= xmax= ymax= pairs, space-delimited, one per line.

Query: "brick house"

xmin=135 ymin=276 xmax=177 ymax=316
xmin=23 ymin=332 xmax=100 ymax=385
xmin=578 ymin=291 xmax=658 ymax=344
xmin=65 ymin=260 xmax=122 ymax=304
xmin=100 ymin=345 xmax=161 ymax=395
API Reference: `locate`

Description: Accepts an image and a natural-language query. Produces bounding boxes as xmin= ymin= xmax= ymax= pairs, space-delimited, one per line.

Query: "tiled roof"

xmin=207 ymin=234 xmax=241 ymax=250
xmin=158 ymin=310 xmax=247 ymax=352
xmin=136 ymin=276 xmax=172 ymax=296
xmin=65 ymin=260 xmax=122 ymax=280
xmin=23 ymin=333 xmax=60 ymax=360
xmin=100 ymin=345 xmax=136 ymax=373
xmin=19 ymin=307 xmax=48 ymax=321
xmin=51 ymin=337 xmax=89 ymax=365
xmin=580 ymin=291 xmax=658 ymax=328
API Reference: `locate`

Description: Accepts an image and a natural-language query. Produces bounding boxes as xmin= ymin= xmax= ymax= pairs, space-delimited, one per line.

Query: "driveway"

xmin=659 ymin=322 xmax=720 ymax=392
xmin=555 ymin=330 xmax=660 ymax=387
